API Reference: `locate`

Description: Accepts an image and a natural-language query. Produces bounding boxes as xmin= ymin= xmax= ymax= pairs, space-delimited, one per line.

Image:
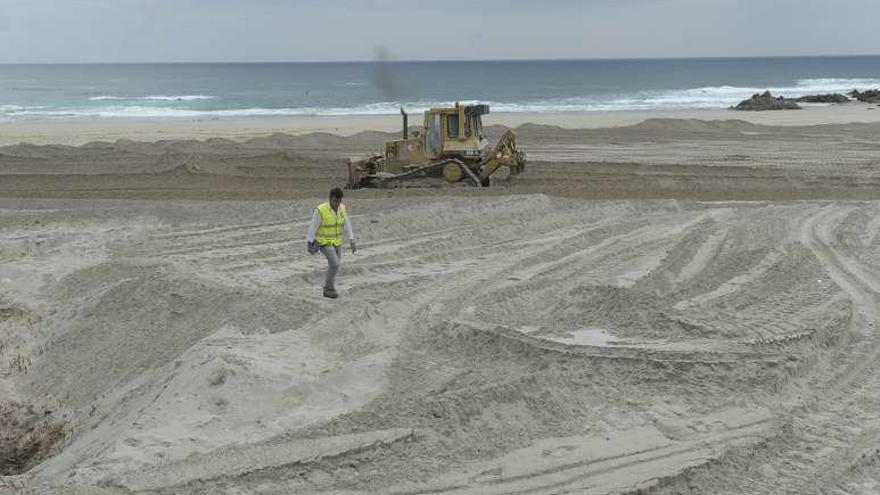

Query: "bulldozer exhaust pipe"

xmin=400 ymin=107 xmax=408 ymax=140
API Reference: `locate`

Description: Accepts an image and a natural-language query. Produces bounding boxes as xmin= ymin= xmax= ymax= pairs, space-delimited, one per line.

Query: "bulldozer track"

xmin=647 ymin=204 xmax=880 ymax=494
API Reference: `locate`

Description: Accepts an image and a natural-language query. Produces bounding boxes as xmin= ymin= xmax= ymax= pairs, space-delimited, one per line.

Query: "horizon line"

xmin=2 ymin=53 xmax=880 ymax=65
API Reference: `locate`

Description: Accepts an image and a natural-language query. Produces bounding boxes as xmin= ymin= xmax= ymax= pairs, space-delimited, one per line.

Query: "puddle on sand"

xmin=515 ymin=324 xmax=734 ymax=353
xmin=547 ymin=327 xmax=618 ymax=346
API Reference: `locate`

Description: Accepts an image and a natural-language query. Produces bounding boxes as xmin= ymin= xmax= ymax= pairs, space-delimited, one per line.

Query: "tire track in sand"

xmin=776 ymin=205 xmax=880 ymax=493
xmin=654 ymin=205 xmax=880 ymax=494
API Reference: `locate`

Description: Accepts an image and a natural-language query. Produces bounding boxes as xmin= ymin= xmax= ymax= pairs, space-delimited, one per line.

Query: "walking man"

xmin=306 ymin=187 xmax=356 ymax=298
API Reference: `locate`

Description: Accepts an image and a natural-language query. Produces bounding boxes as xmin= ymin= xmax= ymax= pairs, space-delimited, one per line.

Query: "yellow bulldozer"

xmin=347 ymin=102 xmax=526 ymax=188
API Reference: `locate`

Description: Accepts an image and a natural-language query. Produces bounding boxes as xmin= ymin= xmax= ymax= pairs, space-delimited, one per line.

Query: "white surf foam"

xmin=5 ymin=76 xmax=880 ymax=120
xmin=4 ymin=102 xmax=423 ymax=119
xmin=88 ymin=95 xmax=215 ymax=101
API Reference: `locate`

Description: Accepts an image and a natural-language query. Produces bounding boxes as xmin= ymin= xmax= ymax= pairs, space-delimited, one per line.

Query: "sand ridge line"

xmin=113 ymin=428 xmax=419 ymax=492
xmin=451 ymin=319 xmax=783 ymax=365
xmin=387 ymin=409 xmax=775 ymax=495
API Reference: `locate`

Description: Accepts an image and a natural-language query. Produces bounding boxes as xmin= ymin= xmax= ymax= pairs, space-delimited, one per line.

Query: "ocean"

xmin=1 ymin=56 xmax=879 ymax=121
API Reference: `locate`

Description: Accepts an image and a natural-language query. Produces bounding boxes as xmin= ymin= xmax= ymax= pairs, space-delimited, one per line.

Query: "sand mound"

xmin=631 ymin=118 xmax=760 ymax=133
xmin=2 ymin=193 xmax=879 ymax=494
xmin=5 ymin=119 xmax=880 ymax=201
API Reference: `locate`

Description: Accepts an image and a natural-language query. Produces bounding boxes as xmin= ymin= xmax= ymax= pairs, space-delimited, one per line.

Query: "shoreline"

xmin=2 ymin=103 xmax=880 ymax=146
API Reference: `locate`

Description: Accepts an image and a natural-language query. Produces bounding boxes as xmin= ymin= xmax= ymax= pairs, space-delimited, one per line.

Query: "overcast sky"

xmin=1 ymin=0 xmax=878 ymax=63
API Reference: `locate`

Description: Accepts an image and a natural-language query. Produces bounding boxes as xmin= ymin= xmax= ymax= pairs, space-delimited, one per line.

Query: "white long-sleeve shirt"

xmin=305 ymin=207 xmax=354 ymax=243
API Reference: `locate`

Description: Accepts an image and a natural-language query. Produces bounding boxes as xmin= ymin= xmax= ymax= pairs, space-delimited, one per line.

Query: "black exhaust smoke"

xmin=400 ymin=107 xmax=408 ymax=139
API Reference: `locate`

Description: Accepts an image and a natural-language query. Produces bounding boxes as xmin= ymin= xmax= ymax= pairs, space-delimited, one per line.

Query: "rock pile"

xmin=848 ymin=89 xmax=880 ymax=103
xmin=732 ymin=91 xmax=801 ymax=111
xmin=795 ymin=93 xmax=850 ymax=103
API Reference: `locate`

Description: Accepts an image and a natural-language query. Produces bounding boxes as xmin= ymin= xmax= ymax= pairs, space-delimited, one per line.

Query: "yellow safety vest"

xmin=316 ymin=202 xmax=346 ymax=246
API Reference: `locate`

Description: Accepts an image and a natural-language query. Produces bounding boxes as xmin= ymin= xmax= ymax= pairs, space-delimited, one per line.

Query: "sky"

xmin=0 ymin=0 xmax=878 ymax=63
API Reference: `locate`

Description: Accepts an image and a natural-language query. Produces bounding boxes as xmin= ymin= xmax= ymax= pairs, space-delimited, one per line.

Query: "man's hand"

xmin=351 ymin=240 xmax=358 ymax=254
xmin=307 ymin=241 xmax=319 ymax=255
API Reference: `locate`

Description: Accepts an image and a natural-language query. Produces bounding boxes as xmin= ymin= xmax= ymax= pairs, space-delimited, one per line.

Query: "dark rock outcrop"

xmin=794 ymin=93 xmax=850 ymax=104
xmin=732 ymin=91 xmax=801 ymax=111
xmin=848 ymin=89 xmax=880 ymax=103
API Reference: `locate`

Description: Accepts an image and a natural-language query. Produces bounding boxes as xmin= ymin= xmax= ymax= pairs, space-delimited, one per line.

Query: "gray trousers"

xmin=319 ymin=244 xmax=342 ymax=289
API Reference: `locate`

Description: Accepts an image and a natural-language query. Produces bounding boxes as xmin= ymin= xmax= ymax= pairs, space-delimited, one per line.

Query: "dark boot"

xmin=323 ymin=287 xmax=339 ymax=299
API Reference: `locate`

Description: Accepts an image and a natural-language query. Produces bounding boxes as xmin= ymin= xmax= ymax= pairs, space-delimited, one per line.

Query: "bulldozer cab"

xmin=382 ymin=102 xmax=488 ymax=173
xmin=424 ymin=102 xmax=487 ymax=159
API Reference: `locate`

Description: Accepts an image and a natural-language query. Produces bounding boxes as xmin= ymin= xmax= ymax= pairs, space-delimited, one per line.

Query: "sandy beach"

xmin=4 ymin=108 xmax=880 ymax=494
xmin=2 ymin=103 xmax=880 ymax=146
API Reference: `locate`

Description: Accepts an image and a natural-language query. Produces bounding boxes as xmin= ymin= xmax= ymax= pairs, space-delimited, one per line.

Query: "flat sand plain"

xmin=3 ymin=114 xmax=880 ymax=494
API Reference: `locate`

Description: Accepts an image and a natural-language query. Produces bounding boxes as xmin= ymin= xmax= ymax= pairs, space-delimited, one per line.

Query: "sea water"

xmin=1 ymin=56 xmax=879 ymax=120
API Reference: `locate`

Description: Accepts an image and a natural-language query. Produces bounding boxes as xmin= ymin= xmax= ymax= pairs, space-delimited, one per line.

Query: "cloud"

xmin=1 ymin=0 xmax=879 ymax=62
xmin=0 ymin=12 xmax=7 ymax=32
